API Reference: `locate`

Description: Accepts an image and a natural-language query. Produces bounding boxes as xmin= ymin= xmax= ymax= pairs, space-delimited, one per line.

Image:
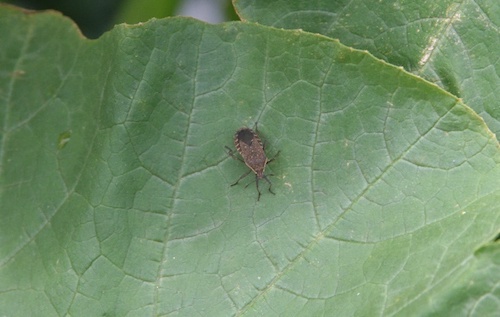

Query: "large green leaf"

xmin=1 ymin=4 xmax=499 ymax=317
xmin=235 ymin=0 xmax=500 ymax=137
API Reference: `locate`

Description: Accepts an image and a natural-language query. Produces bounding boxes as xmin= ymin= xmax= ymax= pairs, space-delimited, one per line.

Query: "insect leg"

xmin=255 ymin=174 xmax=262 ymax=201
xmin=225 ymin=146 xmax=244 ymax=162
xmin=268 ymin=150 xmax=280 ymax=163
xmin=262 ymin=174 xmax=275 ymax=195
xmin=231 ymin=169 xmax=252 ymax=186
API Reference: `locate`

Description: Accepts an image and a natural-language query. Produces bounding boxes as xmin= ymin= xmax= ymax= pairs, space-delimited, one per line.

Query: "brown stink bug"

xmin=225 ymin=125 xmax=279 ymax=201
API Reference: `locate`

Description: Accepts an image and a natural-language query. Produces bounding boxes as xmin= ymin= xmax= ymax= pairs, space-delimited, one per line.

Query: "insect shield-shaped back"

xmin=234 ymin=128 xmax=268 ymax=178
xmin=226 ymin=127 xmax=277 ymax=201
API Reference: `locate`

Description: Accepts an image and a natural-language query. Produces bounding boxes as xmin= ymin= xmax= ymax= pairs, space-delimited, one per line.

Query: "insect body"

xmin=225 ymin=127 xmax=278 ymax=201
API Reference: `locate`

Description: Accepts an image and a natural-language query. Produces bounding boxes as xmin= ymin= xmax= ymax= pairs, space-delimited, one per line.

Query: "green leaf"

xmin=409 ymin=243 xmax=500 ymax=316
xmin=235 ymin=0 xmax=500 ymax=137
xmin=1 ymin=4 xmax=499 ymax=317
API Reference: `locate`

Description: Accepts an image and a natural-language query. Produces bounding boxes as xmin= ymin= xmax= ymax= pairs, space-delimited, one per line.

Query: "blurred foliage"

xmin=113 ymin=0 xmax=180 ymax=25
xmin=2 ymin=0 xmax=123 ymax=38
xmin=1 ymin=0 xmax=237 ymax=38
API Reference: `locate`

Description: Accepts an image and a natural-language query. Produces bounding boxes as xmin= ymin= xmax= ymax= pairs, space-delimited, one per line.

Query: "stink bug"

xmin=225 ymin=126 xmax=279 ymax=201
